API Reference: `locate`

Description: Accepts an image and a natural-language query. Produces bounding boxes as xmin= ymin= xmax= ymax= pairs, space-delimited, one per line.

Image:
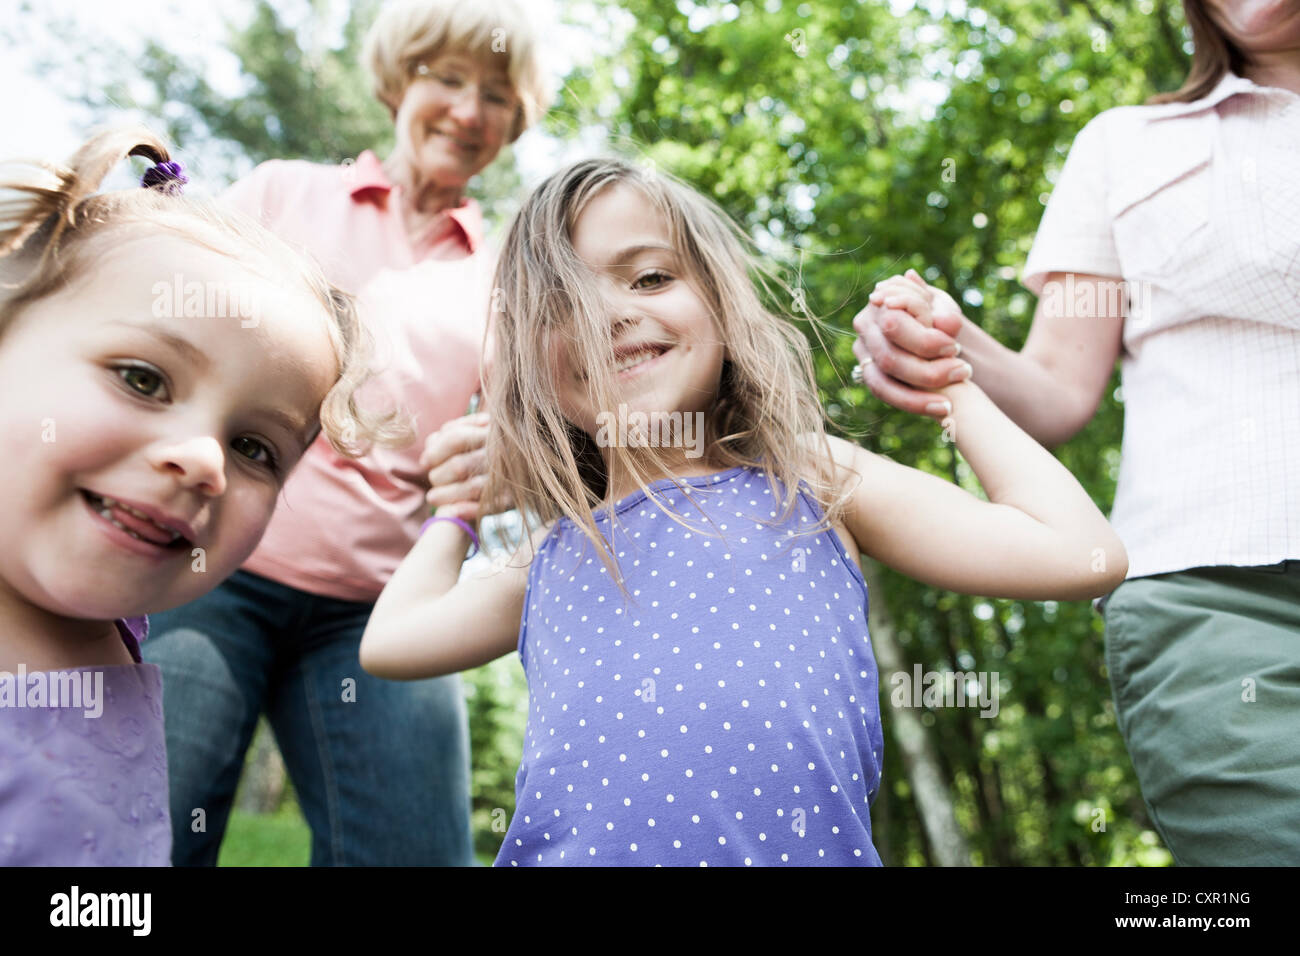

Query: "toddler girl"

xmin=361 ymin=157 xmax=1127 ymax=866
xmin=0 ymin=127 xmax=401 ymax=865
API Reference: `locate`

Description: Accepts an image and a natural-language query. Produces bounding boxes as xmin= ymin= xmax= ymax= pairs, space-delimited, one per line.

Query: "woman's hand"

xmin=420 ymin=411 xmax=492 ymax=522
xmin=853 ymin=269 xmax=970 ymax=421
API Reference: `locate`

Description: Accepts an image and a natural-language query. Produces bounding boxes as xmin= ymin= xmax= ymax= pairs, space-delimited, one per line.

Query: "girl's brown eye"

xmin=232 ymin=435 xmax=280 ymax=474
xmin=117 ymin=365 xmax=167 ymax=399
xmin=634 ymin=271 xmax=670 ymax=290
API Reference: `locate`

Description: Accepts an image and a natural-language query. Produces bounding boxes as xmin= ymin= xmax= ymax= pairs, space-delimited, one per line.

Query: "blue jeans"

xmin=142 ymin=570 xmax=474 ymax=866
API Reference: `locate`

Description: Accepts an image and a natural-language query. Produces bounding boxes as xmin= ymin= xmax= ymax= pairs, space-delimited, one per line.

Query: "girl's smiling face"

xmin=0 ymin=232 xmax=338 ymax=622
xmin=556 ymin=183 xmax=727 ymax=439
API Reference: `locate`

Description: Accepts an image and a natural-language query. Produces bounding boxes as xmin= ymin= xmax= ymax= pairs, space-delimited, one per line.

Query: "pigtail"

xmin=0 ymin=126 xmax=172 ymax=303
xmin=0 ymin=125 xmax=409 ymax=461
xmin=0 ymin=161 xmax=75 ymax=260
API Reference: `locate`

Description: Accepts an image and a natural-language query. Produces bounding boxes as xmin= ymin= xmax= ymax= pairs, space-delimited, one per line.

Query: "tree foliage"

xmin=558 ymin=0 xmax=1189 ymax=865
xmin=29 ymin=0 xmax=1196 ymax=864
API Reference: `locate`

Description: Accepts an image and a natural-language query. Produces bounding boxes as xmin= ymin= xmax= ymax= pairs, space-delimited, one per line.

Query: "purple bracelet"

xmin=420 ymin=515 xmax=480 ymax=558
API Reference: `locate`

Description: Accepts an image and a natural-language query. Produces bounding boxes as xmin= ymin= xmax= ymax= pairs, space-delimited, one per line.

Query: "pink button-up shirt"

xmin=1023 ymin=73 xmax=1300 ymax=579
xmin=223 ymin=151 xmax=492 ymax=601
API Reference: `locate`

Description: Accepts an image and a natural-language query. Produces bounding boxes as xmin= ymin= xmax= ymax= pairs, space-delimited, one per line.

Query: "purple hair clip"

xmin=141 ymin=160 xmax=188 ymax=194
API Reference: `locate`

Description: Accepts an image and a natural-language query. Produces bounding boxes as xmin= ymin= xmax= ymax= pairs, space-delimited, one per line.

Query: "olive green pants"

xmin=1103 ymin=561 xmax=1300 ymax=865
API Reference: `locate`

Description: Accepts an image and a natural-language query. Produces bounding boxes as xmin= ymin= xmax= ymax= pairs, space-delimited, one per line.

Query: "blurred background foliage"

xmin=26 ymin=0 xmax=1195 ymax=865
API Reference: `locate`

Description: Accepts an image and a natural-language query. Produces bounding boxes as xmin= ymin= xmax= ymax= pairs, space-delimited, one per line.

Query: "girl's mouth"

xmin=81 ymin=490 xmax=191 ymax=550
xmin=614 ymin=344 xmax=671 ymax=378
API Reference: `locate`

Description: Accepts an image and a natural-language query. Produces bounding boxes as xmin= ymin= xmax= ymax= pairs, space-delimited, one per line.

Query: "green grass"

xmin=217 ymin=804 xmax=311 ymax=867
xmin=216 ymin=680 xmax=521 ymax=867
xmin=215 ymin=799 xmax=498 ymax=866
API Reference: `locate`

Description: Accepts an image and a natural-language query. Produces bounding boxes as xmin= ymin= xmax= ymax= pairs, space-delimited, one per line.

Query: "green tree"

xmin=561 ymin=0 xmax=1189 ymax=865
xmin=25 ymin=0 xmax=1195 ymax=865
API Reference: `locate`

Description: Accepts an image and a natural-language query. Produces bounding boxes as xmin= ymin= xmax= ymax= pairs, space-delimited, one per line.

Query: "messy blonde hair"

xmin=0 ymin=126 xmax=409 ymax=457
xmin=363 ymin=0 xmax=551 ymax=142
xmin=484 ymin=157 xmax=847 ymax=583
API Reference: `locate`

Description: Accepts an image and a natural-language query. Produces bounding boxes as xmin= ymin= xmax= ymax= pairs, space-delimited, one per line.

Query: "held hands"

xmin=420 ymin=411 xmax=494 ymax=523
xmin=852 ymin=268 xmax=972 ymax=421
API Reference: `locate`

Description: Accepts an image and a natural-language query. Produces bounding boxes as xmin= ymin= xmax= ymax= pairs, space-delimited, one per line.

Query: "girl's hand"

xmin=420 ymin=412 xmax=492 ymax=518
xmin=853 ymin=268 xmax=970 ymax=421
xmin=872 ymin=268 xmax=966 ymax=328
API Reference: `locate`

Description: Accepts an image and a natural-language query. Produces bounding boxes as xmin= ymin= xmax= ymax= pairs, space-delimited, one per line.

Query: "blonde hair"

xmin=0 ymin=126 xmax=410 ymax=458
xmin=362 ymin=0 xmax=551 ymax=142
xmin=484 ymin=157 xmax=848 ymax=584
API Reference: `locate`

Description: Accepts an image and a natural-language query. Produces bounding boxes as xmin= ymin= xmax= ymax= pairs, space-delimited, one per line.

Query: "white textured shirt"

xmin=1023 ymin=72 xmax=1300 ymax=580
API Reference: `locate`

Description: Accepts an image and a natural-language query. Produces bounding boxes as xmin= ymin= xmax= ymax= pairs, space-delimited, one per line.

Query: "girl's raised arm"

xmin=830 ymin=378 xmax=1127 ymax=601
xmin=360 ymin=520 xmax=543 ymax=679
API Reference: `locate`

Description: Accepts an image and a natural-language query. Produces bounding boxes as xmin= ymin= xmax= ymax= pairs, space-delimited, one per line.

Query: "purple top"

xmin=0 ymin=616 xmax=171 ymax=866
xmin=496 ymin=466 xmax=884 ymax=867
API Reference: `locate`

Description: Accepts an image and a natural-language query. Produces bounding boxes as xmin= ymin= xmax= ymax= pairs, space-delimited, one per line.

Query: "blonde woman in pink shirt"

xmin=142 ymin=0 xmax=550 ymax=865
xmin=855 ymin=0 xmax=1300 ymax=865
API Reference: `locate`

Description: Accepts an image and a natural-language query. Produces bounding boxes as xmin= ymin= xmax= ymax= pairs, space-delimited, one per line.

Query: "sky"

xmin=0 ymin=0 xmax=589 ymax=186
xmin=2 ymin=0 xmax=237 ymax=160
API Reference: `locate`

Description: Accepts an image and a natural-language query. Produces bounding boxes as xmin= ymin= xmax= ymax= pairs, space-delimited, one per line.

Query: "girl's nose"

xmin=150 ymin=435 xmax=227 ymax=496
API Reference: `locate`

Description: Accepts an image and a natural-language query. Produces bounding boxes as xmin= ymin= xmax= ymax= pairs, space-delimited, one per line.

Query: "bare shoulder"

xmin=794 ymin=432 xmax=874 ymax=563
xmin=510 ymin=518 xmax=558 ymax=567
xmin=797 ymin=432 xmax=888 ymax=492
xmin=823 ymin=433 xmax=863 ymax=469
xmin=463 ymin=517 xmax=556 ymax=582
xmin=797 ymin=430 xmax=853 ymax=467
xmin=527 ymin=519 xmax=558 ymax=551
xmin=795 ymin=431 xmax=923 ymax=538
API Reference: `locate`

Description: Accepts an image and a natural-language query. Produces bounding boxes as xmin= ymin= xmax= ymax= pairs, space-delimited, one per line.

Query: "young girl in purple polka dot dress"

xmin=362 ymin=158 xmax=1128 ymax=866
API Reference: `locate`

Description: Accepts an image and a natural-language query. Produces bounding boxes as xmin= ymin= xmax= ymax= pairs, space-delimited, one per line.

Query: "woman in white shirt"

xmin=854 ymin=0 xmax=1300 ymax=865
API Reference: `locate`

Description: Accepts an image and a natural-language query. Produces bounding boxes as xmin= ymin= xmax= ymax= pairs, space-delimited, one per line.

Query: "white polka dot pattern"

xmin=494 ymin=466 xmax=883 ymax=867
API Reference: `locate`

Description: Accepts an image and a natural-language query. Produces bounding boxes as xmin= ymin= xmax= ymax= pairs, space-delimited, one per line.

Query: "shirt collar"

xmin=1148 ymin=71 xmax=1286 ymax=120
xmin=345 ymin=150 xmax=484 ymax=254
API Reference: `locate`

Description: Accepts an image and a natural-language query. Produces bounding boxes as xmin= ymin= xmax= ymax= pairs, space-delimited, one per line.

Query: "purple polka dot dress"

xmin=496 ymin=466 xmax=884 ymax=867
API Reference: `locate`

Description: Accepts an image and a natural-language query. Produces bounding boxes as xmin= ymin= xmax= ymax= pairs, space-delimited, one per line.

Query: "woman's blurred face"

xmin=391 ymin=50 xmax=517 ymax=189
xmin=1203 ymin=0 xmax=1300 ymax=52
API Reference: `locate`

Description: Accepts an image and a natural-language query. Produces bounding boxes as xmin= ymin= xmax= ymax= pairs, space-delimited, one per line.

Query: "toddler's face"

xmin=0 ymin=233 xmax=338 ymax=622
xmin=554 ymin=183 xmax=726 ymax=439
